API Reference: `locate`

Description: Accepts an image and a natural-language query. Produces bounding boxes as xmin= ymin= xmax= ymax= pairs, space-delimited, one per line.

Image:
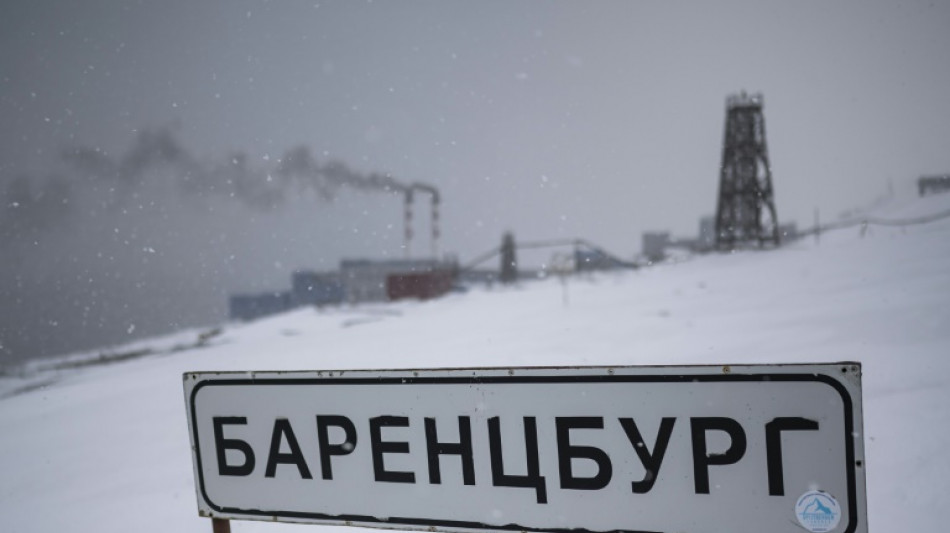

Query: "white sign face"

xmin=183 ymin=364 xmax=866 ymax=533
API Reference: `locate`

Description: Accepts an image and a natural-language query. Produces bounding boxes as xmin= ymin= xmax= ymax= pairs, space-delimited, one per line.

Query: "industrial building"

xmin=229 ymin=258 xmax=458 ymax=321
xmin=228 ymin=169 xmax=456 ymax=321
xmin=919 ymin=175 xmax=950 ymax=196
xmin=291 ymin=271 xmax=345 ymax=307
xmin=339 ymin=258 xmax=450 ymax=304
xmin=229 ymin=292 xmax=294 ymax=322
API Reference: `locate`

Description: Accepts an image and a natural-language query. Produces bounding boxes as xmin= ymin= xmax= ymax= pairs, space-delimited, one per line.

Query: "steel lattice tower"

xmin=714 ymin=92 xmax=780 ymax=250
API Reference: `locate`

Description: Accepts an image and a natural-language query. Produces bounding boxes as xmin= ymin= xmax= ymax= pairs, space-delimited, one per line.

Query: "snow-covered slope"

xmin=1 ymin=193 xmax=949 ymax=533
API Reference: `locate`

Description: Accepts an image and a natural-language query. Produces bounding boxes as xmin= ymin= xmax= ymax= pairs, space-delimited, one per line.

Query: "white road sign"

xmin=183 ymin=364 xmax=867 ymax=533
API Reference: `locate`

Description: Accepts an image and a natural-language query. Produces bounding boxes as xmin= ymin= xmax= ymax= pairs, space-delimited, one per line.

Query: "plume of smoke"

xmin=276 ymin=145 xmax=410 ymax=199
xmin=65 ymin=128 xmax=198 ymax=187
xmin=58 ymin=127 xmax=421 ymax=210
xmin=62 ymin=127 xmax=283 ymax=210
xmin=209 ymin=152 xmax=287 ymax=210
xmin=2 ymin=126 xmax=441 ymax=248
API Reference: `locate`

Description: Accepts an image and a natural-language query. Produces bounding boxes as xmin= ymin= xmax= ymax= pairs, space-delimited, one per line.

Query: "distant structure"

xmin=229 ymin=270 xmax=345 ymax=321
xmin=386 ymin=268 xmax=456 ymax=301
xmin=229 ymin=292 xmax=294 ymax=322
xmin=229 ymin=258 xmax=457 ymax=321
xmin=714 ymin=92 xmax=780 ymax=250
xmin=573 ymin=248 xmax=629 ymax=271
xmin=460 ymin=234 xmax=634 ymax=284
xmin=499 ymin=232 xmax=517 ymax=284
xmin=918 ymin=175 xmax=950 ymax=196
xmin=339 ymin=258 xmax=451 ymax=303
xmin=292 ymin=271 xmax=345 ymax=307
xmin=642 ymin=232 xmax=671 ymax=263
xmin=403 ymin=184 xmax=440 ymax=257
xmin=641 ymin=222 xmax=715 ymax=262
xmin=641 ymin=214 xmax=800 ymax=263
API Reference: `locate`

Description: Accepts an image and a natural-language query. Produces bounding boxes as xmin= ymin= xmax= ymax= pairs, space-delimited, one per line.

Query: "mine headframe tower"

xmin=714 ymin=92 xmax=780 ymax=250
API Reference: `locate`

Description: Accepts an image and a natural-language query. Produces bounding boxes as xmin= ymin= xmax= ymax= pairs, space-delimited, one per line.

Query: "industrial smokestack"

xmin=404 ymin=189 xmax=414 ymax=257
xmin=405 ymin=183 xmax=441 ymax=258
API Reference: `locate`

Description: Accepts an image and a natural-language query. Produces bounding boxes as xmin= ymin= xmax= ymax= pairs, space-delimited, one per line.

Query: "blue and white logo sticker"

xmin=795 ymin=490 xmax=841 ymax=532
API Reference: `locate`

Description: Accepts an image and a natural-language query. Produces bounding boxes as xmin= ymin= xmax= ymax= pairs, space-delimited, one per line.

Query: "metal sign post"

xmin=184 ymin=364 xmax=867 ymax=533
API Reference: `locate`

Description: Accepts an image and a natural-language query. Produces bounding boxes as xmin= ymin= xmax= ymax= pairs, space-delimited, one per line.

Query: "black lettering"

xmin=265 ymin=419 xmax=312 ymax=479
xmin=316 ymin=415 xmax=358 ymax=480
xmin=690 ymin=417 xmax=746 ymax=494
xmin=213 ymin=416 xmax=256 ymax=476
xmin=556 ymin=417 xmax=612 ymax=490
xmin=619 ymin=417 xmax=676 ymax=493
xmin=488 ymin=416 xmax=547 ymax=504
xmin=369 ymin=416 xmax=415 ymax=483
xmin=425 ymin=416 xmax=475 ymax=485
xmin=766 ymin=417 xmax=819 ymax=496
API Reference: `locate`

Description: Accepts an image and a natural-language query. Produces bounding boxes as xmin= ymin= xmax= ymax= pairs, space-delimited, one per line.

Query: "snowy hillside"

xmin=1 ymin=192 xmax=949 ymax=533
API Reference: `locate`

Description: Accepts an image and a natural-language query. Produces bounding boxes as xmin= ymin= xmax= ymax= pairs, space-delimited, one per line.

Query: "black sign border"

xmin=187 ymin=371 xmax=860 ymax=533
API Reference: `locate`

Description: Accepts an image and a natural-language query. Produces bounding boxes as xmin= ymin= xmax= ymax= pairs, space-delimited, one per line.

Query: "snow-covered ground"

xmin=1 ymin=191 xmax=949 ymax=532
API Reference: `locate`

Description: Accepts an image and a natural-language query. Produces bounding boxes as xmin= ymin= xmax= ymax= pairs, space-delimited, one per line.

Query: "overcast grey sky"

xmin=2 ymin=0 xmax=948 ymax=363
